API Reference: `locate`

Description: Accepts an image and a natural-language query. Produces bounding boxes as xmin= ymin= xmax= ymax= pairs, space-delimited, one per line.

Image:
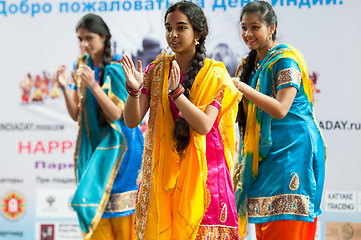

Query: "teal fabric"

xmin=71 ymin=54 xmax=143 ymax=233
xmin=235 ymin=44 xmax=326 ymax=223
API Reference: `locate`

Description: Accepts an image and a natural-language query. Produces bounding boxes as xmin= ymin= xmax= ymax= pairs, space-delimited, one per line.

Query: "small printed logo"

xmin=46 ymin=196 xmax=55 ymax=208
xmin=1 ymin=192 xmax=25 ymax=220
xmin=40 ymin=224 xmax=55 ymax=240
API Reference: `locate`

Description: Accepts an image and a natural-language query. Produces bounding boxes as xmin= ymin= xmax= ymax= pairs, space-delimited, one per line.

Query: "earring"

xmin=195 ymin=39 xmax=199 ymax=45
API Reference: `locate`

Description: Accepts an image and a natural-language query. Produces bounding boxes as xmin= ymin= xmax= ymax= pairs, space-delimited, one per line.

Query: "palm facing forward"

xmin=121 ymin=55 xmax=143 ymax=90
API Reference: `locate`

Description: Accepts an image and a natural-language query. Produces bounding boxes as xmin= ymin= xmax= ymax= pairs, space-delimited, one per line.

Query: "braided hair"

xmin=238 ymin=1 xmax=277 ymax=136
xmin=165 ymin=1 xmax=209 ymax=157
xmin=76 ymin=13 xmax=112 ymax=126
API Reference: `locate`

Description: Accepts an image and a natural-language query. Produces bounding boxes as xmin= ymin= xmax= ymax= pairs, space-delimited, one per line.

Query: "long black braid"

xmin=237 ymin=1 xmax=277 ymax=136
xmin=165 ymin=1 xmax=208 ymax=157
xmin=76 ymin=13 xmax=112 ymax=127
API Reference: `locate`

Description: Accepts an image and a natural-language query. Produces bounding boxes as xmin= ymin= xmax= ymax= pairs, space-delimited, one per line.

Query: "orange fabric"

xmin=255 ymin=218 xmax=317 ymax=240
xmin=85 ymin=214 xmax=135 ymax=240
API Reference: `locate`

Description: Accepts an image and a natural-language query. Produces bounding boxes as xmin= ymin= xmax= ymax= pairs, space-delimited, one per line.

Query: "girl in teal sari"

xmin=56 ymin=14 xmax=143 ymax=240
xmin=232 ymin=2 xmax=326 ymax=239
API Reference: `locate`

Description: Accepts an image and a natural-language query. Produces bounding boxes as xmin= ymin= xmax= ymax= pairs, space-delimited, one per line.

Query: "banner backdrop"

xmin=0 ymin=0 xmax=360 ymax=239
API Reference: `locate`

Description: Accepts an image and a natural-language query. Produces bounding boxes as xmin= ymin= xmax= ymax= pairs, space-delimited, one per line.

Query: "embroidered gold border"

xmin=248 ymin=194 xmax=310 ymax=218
xmin=276 ymin=68 xmax=301 ymax=89
xmin=104 ymin=190 xmax=137 ymax=213
xmin=195 ymin=224 xmax=238 ymax=240
xmin=135 ymin=52 xmax=169 ymax=239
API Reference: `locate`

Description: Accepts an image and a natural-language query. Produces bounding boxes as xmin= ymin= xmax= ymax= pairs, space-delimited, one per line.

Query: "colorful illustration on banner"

xmin=40 ymin=224 xmax=55 ymax=240
xmin=19 ymin=71 xmax=60 ymax=105
xmin=309 ymin=71 xmax=321 ymax=93
xmin=1 ymin=192 xmax=25 ymax=220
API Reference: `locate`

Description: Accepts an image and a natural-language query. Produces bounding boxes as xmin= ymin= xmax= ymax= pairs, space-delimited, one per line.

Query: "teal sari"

xmin=70 ymin=55 xmax=140 ymax=238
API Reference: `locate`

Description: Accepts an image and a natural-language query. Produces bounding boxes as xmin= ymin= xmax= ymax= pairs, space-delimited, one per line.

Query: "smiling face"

xmin=77 ymin=27 xmax=105 ymax=58
xmin=165 ymin=10 xmax=198 ymax=55
xmin=241 ymin=12 xmax=275 ymax=57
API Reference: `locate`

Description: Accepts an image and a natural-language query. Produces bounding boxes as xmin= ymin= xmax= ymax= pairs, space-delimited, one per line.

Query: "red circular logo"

xmin=2 ymin=192 xmax=25 ymax=220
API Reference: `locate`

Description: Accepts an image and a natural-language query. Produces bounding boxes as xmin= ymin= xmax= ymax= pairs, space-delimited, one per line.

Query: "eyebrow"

xmin=165 ymin=21 xmax=189 ymax=26
xmin=241 ymin=22 xmax=260 ymax=25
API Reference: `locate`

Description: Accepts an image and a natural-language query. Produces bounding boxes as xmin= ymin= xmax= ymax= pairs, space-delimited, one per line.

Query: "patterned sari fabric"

xmin=234 ymin=44 xmax=326 ymax=238
xmin=135 ymin=51 xmax=241 ymax=239
xmin=71 ymin=55 xmax=143 ymax=239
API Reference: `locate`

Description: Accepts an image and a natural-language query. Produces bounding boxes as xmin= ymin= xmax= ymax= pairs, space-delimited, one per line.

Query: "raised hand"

xmin=76 ymin=65 xmax=96 ymax=88
xmin=121 ymin=55 xmax=143 ymax=89
xmin=168 ymin=60 xmax=180 ymax=92
xmin=55 ymin=65 xmax=69 ymax=88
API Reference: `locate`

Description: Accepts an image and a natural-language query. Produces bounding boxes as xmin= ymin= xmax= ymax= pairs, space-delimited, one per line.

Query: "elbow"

xmin=124 ymin=120 xmax=138 ymax=129
xmin=107 ymin=109 xmax=123 ymax=123
xmin=195 ymin=124 xmax=212 ymax=135
xmin=273 ymin=110 xmax=288 ymax=119
xmin=109 ymin=113 xmax=122 ymax=123
xmin=123 ymin=116 xmax=139 ymax=129
xmin=70 ymin=114 xmax=77 ymax=122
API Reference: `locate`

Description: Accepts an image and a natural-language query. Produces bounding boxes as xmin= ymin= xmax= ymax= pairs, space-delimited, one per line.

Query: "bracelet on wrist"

xmin=59 ymin=85 xmax=69 ymax=91
xmin=168 ymin=84 xmax=184 ymax=101
xmin=126 ymin=82 xmax=142 ymax=98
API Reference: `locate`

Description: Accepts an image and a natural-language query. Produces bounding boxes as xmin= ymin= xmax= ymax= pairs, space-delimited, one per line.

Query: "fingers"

xmin=121 ymin=55 xmax=134 ymax=69
xmin=137 ymin=60 xmax=143 ymax=73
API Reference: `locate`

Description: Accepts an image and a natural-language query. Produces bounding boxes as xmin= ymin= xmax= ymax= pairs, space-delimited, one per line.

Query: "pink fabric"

xmin=142 ymin=63 xmax=238 ymax=232
xmin=201 ymin=121 xmax=239 ymax=229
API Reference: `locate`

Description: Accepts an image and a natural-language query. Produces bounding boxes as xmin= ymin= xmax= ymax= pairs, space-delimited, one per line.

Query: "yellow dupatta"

xmin=135 ymin=51 xmax=241 ymax=240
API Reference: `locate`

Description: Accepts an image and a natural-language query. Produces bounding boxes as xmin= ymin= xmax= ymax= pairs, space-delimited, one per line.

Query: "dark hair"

xmin=165 ymin=1 xmax=208 ymax=157
xmin=76 ymin=13 xmax=111 ymax=126
xmin=238 ymin=1 xmax=277 ymax=136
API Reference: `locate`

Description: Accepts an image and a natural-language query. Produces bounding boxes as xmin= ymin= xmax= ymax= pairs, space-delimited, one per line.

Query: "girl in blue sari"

xmin=55 ymin=14 xmax=143 ymax=240
xmin=232 ymin=2 xmax=326 ymax=239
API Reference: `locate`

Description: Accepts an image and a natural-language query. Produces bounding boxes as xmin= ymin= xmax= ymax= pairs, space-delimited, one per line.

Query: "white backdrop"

xmin=0 ymin=0 xmax=360 ymax=239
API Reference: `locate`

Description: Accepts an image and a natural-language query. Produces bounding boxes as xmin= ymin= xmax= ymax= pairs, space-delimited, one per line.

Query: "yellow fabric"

xmin=85 ymin=214 xmax=135 ymax=240
xmin=136 ymin=52 xmax=241 ymax=239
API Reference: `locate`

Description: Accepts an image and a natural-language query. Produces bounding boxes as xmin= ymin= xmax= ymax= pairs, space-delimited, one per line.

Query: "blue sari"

xmin=70 ymin=54 xmax=143 ymax=238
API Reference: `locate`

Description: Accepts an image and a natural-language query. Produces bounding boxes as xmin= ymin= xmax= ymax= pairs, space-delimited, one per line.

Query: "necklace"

xmin=255 ymin=42 xmax=275 ymax=71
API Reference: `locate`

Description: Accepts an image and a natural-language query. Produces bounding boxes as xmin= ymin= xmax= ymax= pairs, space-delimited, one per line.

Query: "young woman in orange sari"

xmin=121 ymin=1 xmax=241 ymax=239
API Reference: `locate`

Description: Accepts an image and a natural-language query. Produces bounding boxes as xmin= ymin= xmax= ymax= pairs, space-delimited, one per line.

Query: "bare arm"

xmin=169 ymin=61 xmax=218 ymax=135
xmin=235 ymin=80 xmax=297 ymax=119
xmin=121 ymin=55 xmax=150 ymax=128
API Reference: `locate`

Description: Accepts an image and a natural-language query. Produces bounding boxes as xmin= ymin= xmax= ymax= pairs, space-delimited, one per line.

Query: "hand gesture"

xmin=55 ymin=65 xmax=68 ymax=88
xmin=121 ymin=55 xmax=143 ymax=89
xmin=168 ymin=60 xmax=180 ymax=92
xmin=76 ymin=65 xmax=96 ymax=88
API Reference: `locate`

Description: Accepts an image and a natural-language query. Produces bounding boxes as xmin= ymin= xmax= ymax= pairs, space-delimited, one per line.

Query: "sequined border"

xmin=195 ymin=225 xmax=238 ymax=240
xmin=135 ymin=52 xmax=169 ymax=240
xmin=276 ymin=68 xmax=301 ymax=89
xmin=104 ymin=190 xmax=137 ymax=213
xmin=248 ymin=194 xmax=310 ymax=218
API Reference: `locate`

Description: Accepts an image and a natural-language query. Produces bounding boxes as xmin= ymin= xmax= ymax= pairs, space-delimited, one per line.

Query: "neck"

xmin=91 ymin=51 xmax=104 ymax=67
xmin=174 ymin=50 xmax=196 ymax=74
xmin=257 ymin=41 xmax=276 ymax=61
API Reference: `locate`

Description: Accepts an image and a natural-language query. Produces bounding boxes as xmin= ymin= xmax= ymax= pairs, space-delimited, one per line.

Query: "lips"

xmin=247 ymin=39 xmax=256 ymax=45
xmin=170 ymin=41 xmax=181 ymax=47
